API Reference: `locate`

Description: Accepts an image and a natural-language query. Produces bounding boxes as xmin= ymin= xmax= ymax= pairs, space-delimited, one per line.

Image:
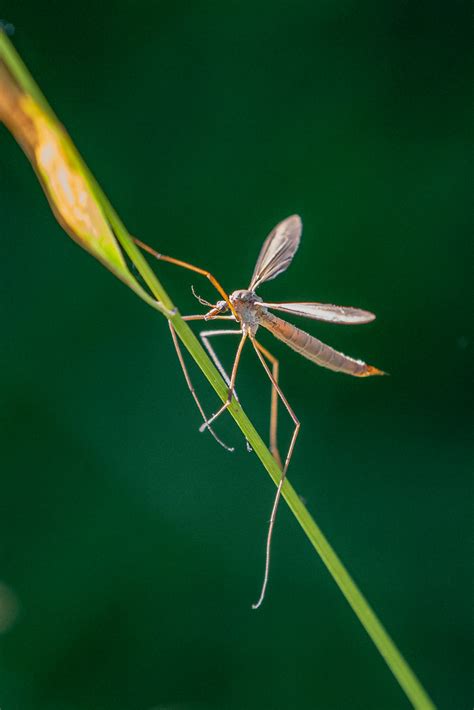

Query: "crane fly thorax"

xmin=229 ymin=289 xmax=266 ymax=336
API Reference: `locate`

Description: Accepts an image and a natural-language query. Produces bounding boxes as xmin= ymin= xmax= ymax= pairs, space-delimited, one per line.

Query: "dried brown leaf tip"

xmin=0 ymin=62 xmax=128 ymax=279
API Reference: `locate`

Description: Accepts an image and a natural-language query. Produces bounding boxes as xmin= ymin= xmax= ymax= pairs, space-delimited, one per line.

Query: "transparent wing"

xmin=249 ymin=215 xmax=302 ymax=291
xmin=257 ymin=301 xmax=376 ymax=324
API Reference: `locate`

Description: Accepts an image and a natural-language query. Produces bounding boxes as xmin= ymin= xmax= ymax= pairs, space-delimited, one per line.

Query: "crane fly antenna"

xmin=191 ymin=285 xmax=213 ymax=308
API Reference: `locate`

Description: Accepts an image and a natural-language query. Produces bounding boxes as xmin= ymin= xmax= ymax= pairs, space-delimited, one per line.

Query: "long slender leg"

xmin=134 ymin=238 xmax=237 ymax=318
xmin=250 ymin=336 xmax=301 ymax=610
xmin=168 ymin=320 xmax=234 ymax=452
xmin=253 ymin=341 xmax=282 ymax=469
xmin=199 ymin=329 xmax=259 ymax=455
xmin=183 ymin=315 xmax=236 ymax=322
xmin=198 ymin=332 xmax=248 ymax=431
xmin=199 ymin=329 xmax=243 ymax=391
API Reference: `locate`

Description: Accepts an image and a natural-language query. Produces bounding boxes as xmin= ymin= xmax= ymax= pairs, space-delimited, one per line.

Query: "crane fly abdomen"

xmin=258 ymin=312 xmax=383 ymax=377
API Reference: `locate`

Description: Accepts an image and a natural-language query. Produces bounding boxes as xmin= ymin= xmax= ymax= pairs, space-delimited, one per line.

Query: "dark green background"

xmin=0 ymin=2 xmax=471 ymax=709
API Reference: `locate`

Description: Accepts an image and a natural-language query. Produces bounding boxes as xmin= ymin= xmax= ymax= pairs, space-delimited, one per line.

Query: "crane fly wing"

xmin=257 ymin=301 xmax=376 ymax=324
xmin=249 ymin=215 xmax=302 ymax=291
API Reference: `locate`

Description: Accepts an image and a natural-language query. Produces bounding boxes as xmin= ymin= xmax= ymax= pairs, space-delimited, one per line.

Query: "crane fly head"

xmin=191 ymin=286 xmax=229 ymax=320
xmin=202 ymin=299 xmax=229 ymax=320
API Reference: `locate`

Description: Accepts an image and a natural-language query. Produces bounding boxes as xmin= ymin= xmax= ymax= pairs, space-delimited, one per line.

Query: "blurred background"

xmin=0 ymin=1 xmax=471 ymax=708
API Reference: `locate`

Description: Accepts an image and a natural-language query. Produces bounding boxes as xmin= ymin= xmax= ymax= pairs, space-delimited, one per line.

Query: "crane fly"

xmin=135 ymin=215 xmax=384 ymax=608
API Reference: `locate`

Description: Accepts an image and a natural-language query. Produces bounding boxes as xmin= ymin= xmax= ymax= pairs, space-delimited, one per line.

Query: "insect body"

xmin=225 ymin=289 xmax=380 ymax=376
xmin=228 ymin=290 xmax=263 ymax=336
xmin=136 ymin=215 xmax=383 ymax=607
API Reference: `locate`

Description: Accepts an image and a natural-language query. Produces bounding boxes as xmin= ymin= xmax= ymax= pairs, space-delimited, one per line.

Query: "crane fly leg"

xmin=252 ymin=341 xmax=282 ymax=469
xmin=250 ymin=336 xmax=301 ymax=610
xmin=134 ymin=237 xmax=236 ymax=317
xmin=168 ymin=318 xmax=234 ymax=452
xmin=199 ymin=329 xmax=243 ymax=395
xmin=251 ymin=337 xmax=300 ymax=475
xmin=199 ymin=333 xmax=248 ymax=431
xmin=183 ymin=315 xmax=235 ymax=322
xmin=198 ymin=329 xmax=257 ymax=454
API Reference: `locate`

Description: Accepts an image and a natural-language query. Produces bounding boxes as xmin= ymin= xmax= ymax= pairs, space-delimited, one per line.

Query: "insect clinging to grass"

xmin=135 ymin=215 xmax=384 ymax=608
